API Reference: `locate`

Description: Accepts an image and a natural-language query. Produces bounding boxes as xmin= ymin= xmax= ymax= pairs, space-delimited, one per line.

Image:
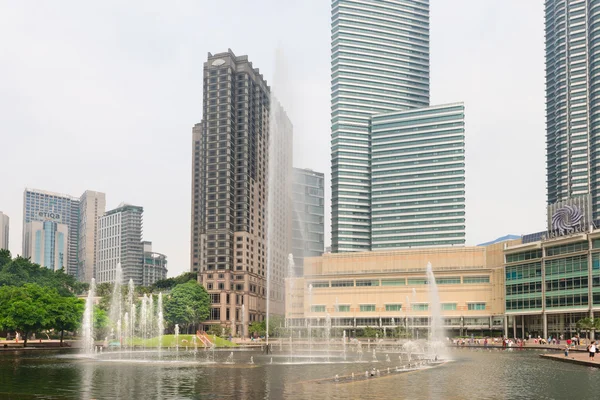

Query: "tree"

xmin=152 ymin=272 xmax=198 ymax=292
xmin=49 ymin=296 xmax=85 ymax=346
xmin=577 ymin=317 xmax=600 ymax=345
xmin=248 ymin=321 xmax=265 ymax=338
xmin=0 ymin=284 xmax=56 ymax=346
xmin=164 ymin=281 xmax=210 ymax=333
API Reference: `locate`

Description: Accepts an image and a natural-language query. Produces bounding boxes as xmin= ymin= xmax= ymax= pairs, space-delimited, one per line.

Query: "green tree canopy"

xmin=0 ymin=252 xmax=87 ymax=296
xmin=49 ymin=296 xmax=85 ymax=345
xmin=0 ymin=284 xmax=57 ymax=346
xmin=152 ymin=272 xmax=198 ymax=292
xmin=164 ymin=281 xmax=209 ymax=333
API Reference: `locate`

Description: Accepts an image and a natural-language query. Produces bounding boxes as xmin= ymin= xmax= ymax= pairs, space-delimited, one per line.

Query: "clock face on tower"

xmin=211 ymin=59 xmax=225 ymax=66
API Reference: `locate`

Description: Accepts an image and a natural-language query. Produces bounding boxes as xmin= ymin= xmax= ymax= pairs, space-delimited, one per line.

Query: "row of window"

xmin=309 ymin=303 xmax=486 ymax=313
xmin=309 ymin=276 xmax=489 ymax=289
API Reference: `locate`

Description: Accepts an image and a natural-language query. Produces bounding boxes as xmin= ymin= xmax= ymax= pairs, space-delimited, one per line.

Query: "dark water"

xmin=0 ymin=348 xmax=598 ymax=399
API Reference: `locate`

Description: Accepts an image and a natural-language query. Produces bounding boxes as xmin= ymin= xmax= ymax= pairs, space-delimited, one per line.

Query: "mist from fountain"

xmin=81 ymin=278 xmax=96 ymax=354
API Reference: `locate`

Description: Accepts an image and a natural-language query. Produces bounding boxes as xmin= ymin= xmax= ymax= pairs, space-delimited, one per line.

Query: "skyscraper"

xmin=96 ymin=203 xmax=144 ymax=285
xmin=331 ymin=0 xmax=430 ymax=252
xmin=193 ymin=49 xmax=293 ymax=336
xmin=22 ymin=188 xmax=80 ymax=274
xmin=545 ymin=0 xmax=600 ymax=219
xmin=371 ymin=103 xmax=466 ymax=249
xmin=330 ymin=0 xmax=466 ymax=252
xmin=142 ymin=241 xmax=168 ymax=286
xmin=78 ymin=190 xmax=106 ymax=283
xmin=291 ymin=168 xmax=325 ymax=275
xmin=0 ymin=212 xmax=8 ymax=251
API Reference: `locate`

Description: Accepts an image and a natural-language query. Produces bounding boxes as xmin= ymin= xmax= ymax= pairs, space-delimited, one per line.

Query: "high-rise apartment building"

xmin=96 ymin=203 xmax=144 ymax=285
xmin=193 ymin=50 xmax=293 ymax=336
xmin=142 ymin=241 xmax=168 ymax=286
xmin=291 ymin=168 xmax=325 ymax=275
xmin=545 ymin=0 xmax=600 ymax=220
xmin=331 ymin=0 xmax=466 ymax=252
xmin=23 ymin=188 xmax=80 ymax=274
xmin=371 ymin=103 xmax=466 ymax=249
xmin=78 ymin=191 xmax=106 ymax=283
xmin=23 ymin=220 xmax=69 ymax=270
xmin=0 ymin=212 xmax=8 ymax=250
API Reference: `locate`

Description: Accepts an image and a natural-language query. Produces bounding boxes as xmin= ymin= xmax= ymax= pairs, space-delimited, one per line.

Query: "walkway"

xmin=541 ymin=352 xmax=600 ymax=368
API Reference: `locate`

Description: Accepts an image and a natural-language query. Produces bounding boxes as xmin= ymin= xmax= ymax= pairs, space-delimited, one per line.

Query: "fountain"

xmin=81 ymin=278 xmax=96 ymax=354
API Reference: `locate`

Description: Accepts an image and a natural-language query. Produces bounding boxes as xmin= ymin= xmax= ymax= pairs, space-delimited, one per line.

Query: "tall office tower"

xmin=546 ymin=0 xmax=600 ymax=219
xmin=23 ymin=220 xmax=69 ymax=270
xmin=142 ymin=241 xmax=168 ymax=286
xmin=191 ymin=122 xmax=206 ymax=273
xmin=78 ymin=190 xmax=106 ymax=283
xmin=331 ymin=0 xmax=430 ymax=252
xmin=96 ymin=203 xmax=144 ymax=285
xmin=291 ymin=168 xmax=325 ymax=276
xmin=371 ymin=103 xmax=466 ymax=249
xmin=0 ymin=212 xmax=8 ymax=250
xmin=194 ymin=50 xmax=293 ymax=336
xmin=22 ymin=188 xmax=80 ymax=275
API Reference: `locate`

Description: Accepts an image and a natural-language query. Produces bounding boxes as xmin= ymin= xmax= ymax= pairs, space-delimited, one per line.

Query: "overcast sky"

xmin=0 ymin=0 xmax=546 ymax=277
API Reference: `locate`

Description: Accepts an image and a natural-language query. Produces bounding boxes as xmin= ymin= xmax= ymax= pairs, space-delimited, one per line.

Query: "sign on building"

xmin=546 ymin=195 xmax=592 ymax=237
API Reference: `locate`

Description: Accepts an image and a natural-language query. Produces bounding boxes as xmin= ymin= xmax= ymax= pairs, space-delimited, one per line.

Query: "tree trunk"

xmin=60 ymin=330 xmax=64 ymax=346
xmin=23 ymin=331 xmax=28 ymax=347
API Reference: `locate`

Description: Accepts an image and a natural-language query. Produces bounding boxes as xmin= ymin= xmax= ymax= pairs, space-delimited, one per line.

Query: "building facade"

xmin=291 ymin=168 xmax=325 ymax=276
xmin=194 ymin=50 xmax=293 ymax=337
xmin=142 ymin=241 xmax=168 ymax=286
xmin=371 ymin=103 xmax=466 ymax=249
xmin=78 ymin=190 xmax=106 ymax=283
xmin=23 ymin=220 xmax=69 ymax=271
xmin=23 ymin=188 xmax=80 ymax=275
xmin=545 ymin=0 xmax=600 ymax=220
xmin=0 ymin=212 xmax=8 ymax=250
xmin=504 ymin=231 xmax=600 ymax=340
xmin=96 ymin=204 xmax=144 ymax=285
xmin=286 ymin=243 xmax=509 ymax=337
xmin=191 ymin=122 xmax=206 ymax=273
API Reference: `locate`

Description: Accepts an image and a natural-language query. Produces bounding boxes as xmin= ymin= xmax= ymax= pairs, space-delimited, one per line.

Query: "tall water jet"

xmin=426 ymin=262 xmax=444 ymax=344
xmin=81 ymin=278 xmax=96 ymax=354
xmin=157 ymin=292 xmax=164 ymax=356
xmin=108 ymin=262 xmax=123 ymax=344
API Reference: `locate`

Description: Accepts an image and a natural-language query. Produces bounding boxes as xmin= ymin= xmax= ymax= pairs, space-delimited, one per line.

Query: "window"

xmin=331 ymin=280 xmax=354 ymax=287
xmin=309 ymin=281 xmax=329 ymax=288
xmin=441 ymin=303 xmax=457 ymax=311
xmin=412 ymin=303 xmax=429 ymax=311
xmin=336 ymin=305 xmax=350 ymax=312
xmin=356 ymin=279 xmax=379 ymax=287
xmin=463 ymin=276 xmax=490 ymax=284
xmin=436 ymin=277 xmax=461 ymax=284
xmin=468 ymin=303 xmax=486 ymax=311
xmin=381 ymin=279 xmax=405 ymax=286
xmin=360 ymin=304 xmax=376 ymax=312
xmin=385 ymin=304 xmax=402 ymax=311
xmin=311 ymin=305 xmax=326 ymax=312
xmin=408 ymin=278 xmax=427 ymax=285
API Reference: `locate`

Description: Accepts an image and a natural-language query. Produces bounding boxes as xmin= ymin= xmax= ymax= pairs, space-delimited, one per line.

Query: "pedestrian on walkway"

xmin=588 ymin=341 xmax=596 ymax=361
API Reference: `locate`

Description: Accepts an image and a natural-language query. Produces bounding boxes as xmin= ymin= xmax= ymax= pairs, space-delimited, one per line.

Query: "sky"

xmin=0 ymin=0 xmax=546 ymax=278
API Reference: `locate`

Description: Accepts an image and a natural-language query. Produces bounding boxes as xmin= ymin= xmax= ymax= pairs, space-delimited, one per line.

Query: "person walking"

xmin=588 ymin=341 xmax=596 ymax=361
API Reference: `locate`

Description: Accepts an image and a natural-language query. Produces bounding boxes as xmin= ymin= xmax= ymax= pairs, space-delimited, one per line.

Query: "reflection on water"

xmin=1 ymin=348 xmax=600 ymax=399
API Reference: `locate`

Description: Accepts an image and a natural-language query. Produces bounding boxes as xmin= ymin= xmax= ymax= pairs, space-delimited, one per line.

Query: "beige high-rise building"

xmin=0 ymin=212 xmax=9 ymax=250
xmin=193 ymin=50 xmax=293 ymax=337
xmin=78 ymin=190 xmax=106 ymax=283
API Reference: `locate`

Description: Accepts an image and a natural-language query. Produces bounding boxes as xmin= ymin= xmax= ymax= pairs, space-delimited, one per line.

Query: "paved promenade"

xmin=541 ymin=351 xmax=600 ymax=368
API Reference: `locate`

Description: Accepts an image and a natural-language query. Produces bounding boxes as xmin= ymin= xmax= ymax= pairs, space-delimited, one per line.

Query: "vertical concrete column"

xmin=543 ymin=313 xmax=548 ymax=339
xmin=512 ymin=316 xmax=517 ymax=339
xmin=521 ymin=315 xmax=525 ymax=339
xmin=503 ymin=315 xmax=508 ymax=337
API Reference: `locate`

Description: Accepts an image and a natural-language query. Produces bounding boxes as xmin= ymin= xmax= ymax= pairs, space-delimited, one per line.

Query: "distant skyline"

xmin=0 ymin=0 xmax=545 ymax=277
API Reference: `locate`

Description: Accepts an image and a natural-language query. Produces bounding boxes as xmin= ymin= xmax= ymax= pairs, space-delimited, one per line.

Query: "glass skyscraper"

xmin=546 ymin=0 xmax=600 ymax=219
xmin=331 ymin=0 xmax=430 ymax=252
xmin=331 ymin=0 xmax=465 ymax=252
